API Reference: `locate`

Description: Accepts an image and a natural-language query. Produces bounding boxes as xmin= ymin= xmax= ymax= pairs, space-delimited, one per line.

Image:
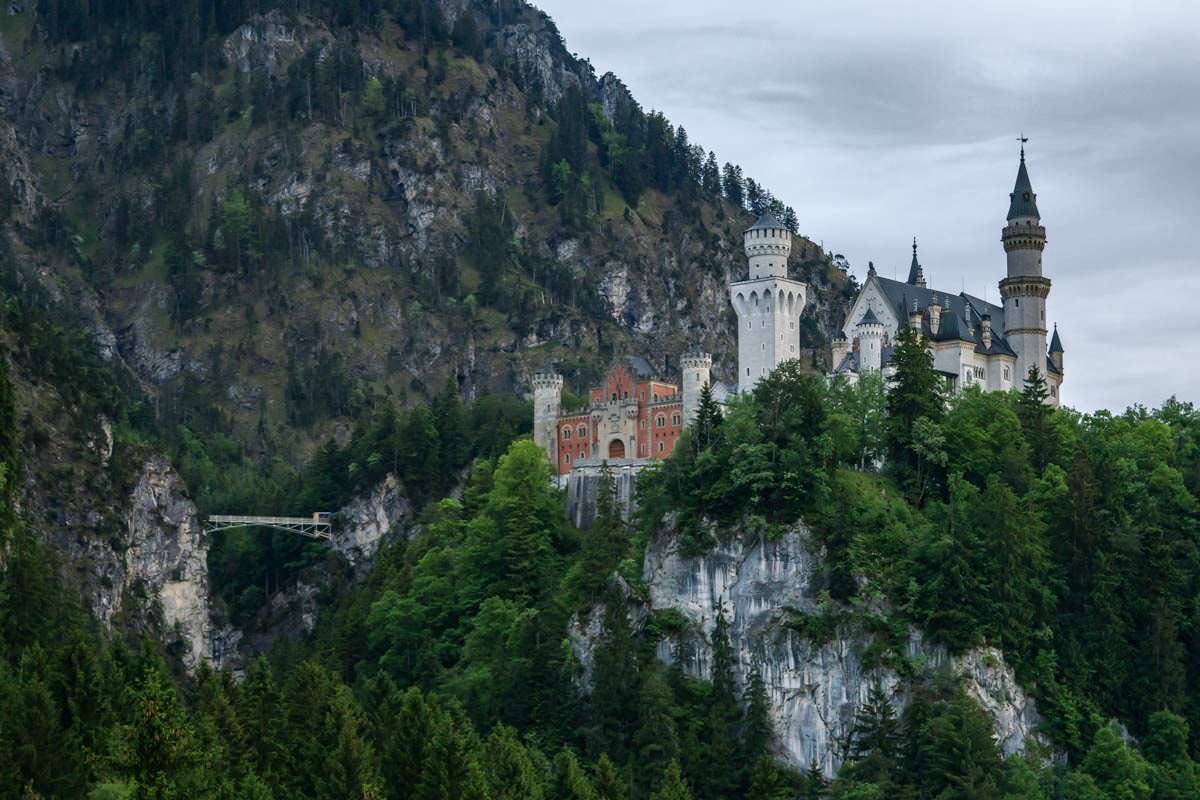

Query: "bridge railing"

xmin=203 ymin=514 xmax=333 ymax=541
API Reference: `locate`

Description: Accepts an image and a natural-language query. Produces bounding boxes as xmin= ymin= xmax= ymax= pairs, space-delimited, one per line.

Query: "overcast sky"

xmin=536 ymin=0 xmax=1200 ymax=413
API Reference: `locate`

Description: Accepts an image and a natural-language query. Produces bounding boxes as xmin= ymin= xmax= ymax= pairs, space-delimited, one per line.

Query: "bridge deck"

xmin=204 ymin=514 xmax=332 ymax=540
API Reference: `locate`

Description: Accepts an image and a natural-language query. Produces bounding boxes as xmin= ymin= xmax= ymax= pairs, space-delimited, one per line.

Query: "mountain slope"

xmin=0 ymin=0 xmax=852 ymax=479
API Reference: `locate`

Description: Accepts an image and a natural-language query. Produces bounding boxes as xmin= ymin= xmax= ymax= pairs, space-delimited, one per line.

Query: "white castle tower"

xmin=856 ymin=308 xmax=886 ymax=371
xmin=532 ymin=368 xmax=563 ymax=466
xmin=730 ymin=211 xmax=808 ymax=391
xmin=999 ymin=142 xmax=1051 ymax=389
xmin=680 ymin=352 xmax=712 ymax=424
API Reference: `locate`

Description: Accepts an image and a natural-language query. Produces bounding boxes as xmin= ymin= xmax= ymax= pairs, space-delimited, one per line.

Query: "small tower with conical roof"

xmin=1049 ymin=324 xmax=1064 ymax=374
xmin=856 ymin=308 xmax=886 ymax=371
xmin=907 ymin=238 xmax=927 ymax=287
xmin=730 ymin=212 xmax=809 ymax=392
xmin=999 ymin=140 xmax=1052 ymax=390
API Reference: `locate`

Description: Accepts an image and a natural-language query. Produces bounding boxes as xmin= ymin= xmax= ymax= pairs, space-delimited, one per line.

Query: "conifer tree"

xmin=801 ymin=761 xmax=828 ymax=799
xmin=593 ymin=754 xmax=628 ymax=800
xmin=1017 ymin=366 xmax=1055 ymax=472
xmin=848 ymin=683 xmax=901 ymax=785
xmin=691 ymin=382 xmax=723 ymax=454
xmin=650 ymin=761 xmax=693 ymax=800
xmin=721 ymin=163 xmax=744 ymax=207
xmin=552 ymin=748 xmax=597 ymax=800
xmin=433 ymin=373 xmax=469 ymax=470
xmin=743 ymin=662 xmax=774 ymax=763
xmin=885 ymin=324 xmax=946 ymax=504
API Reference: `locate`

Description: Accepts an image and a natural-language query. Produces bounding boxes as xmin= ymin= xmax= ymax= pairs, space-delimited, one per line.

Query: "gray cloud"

xmin=538 ymin=0 xmax=1200 ymax=411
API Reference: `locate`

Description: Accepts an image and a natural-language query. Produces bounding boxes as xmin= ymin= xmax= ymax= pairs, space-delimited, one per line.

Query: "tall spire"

xmin=1007 ymin=137 xmax=1040 ymax=220
xmin=906 ymin=237 xmax=927 ymax=287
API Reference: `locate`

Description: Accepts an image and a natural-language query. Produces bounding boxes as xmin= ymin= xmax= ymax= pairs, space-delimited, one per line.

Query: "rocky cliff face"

xmin=576 ymin=521 xmax=1045 ymax=777
xmin=120 ymin=457 xmax=219 ymax=670
xmin=333 ymin=472 xmax=413 ymax=563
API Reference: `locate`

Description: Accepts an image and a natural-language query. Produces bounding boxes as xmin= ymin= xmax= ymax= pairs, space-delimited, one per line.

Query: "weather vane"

xmin=1018 ymin=133 xmax=1028 ymax=158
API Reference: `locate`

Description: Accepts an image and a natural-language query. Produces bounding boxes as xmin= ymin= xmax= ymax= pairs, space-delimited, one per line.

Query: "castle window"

xmin=564 ymin=453 xmax=570 ymax=463
xmin=578 ymin=426 xmax=587 ymax=438
xmin=1003 ymin=365 xmax=1011 ymax=381
xmin=640 ymin=419 xmax=647 ymax=430
xmin=563 ymin=428 xmax=571 ymax=440
xmin=672 ymin=413 xmax=681 ymax=426
xmin=658 ymin=442 xmax=665 ymax=453
xmin=656 ymin=415 xmax=666 ymax=428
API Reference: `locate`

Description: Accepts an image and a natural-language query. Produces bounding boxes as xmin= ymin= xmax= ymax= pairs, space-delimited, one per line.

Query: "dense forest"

xmin=4 ymin=286 xmax=1200 ymax=797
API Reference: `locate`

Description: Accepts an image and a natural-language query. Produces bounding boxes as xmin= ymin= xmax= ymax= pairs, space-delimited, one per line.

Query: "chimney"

xmin=928 ymin=295 xmax=942 ymax=336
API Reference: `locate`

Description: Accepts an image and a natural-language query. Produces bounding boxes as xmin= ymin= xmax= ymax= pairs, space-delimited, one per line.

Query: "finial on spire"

xmin=912 ymin=236 xmax=918 ymax=255
xmin=906 ymin=237 xmax=926 ymax=287
xmin=1018 ymin=133 xmax=1028 ymax=160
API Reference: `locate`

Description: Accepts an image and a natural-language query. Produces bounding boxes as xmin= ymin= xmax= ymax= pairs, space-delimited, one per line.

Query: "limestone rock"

xmin=627 ymin=521 xmax=1048 ymax=777
xmin=120 ymin=456 xmax=215 ymax=672
xmin=333 ymin=472 xmax=412 ymax=563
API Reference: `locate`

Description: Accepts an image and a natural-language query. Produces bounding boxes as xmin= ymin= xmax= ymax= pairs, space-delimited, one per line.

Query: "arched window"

xmin=658 ymin=442 xmax=665 ymax=453
xmin=563 ymin=428 xmax=571 ymax=439
xmin=564 ymin=453 xmax=570 ymax=463
xmin=578 ymin=426 xmax=587 ymax=438
xmin=656 ymin=415 xmax=666 ymax=428
xmin=672 ymin=413 xmax=681 ymax=426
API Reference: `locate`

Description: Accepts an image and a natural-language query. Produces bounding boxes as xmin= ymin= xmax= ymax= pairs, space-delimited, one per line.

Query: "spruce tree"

xmin=650 ymin=761 xmax=693 ymax=800
xmin=593 ymin=753 xmax=628 ymax=800
xmin=848 ymin=683 xmax=901 ymax=784
xmin=884 ymin=324 xmax=946 ymax=504
xmin=743 ymin=662 xmax=774 ymax=763
xmin=1016 ymin=365 xmax=1054 ymax=472
xmin=691 ymin=382 xmax=723 ymax=454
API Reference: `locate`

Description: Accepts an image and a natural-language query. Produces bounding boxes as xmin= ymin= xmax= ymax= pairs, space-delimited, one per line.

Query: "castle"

xmin=533 ymin=145 xmax=1064 ymax=481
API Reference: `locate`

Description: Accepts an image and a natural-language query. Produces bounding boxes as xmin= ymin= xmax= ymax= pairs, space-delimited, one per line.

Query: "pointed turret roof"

xmin=1049 ymin=325 xmax=1064 ymax=353
xmin=906 ymin=237 xmax=926 ymax=287
xmin=859 ymin=308 xmax=882 ymax=326
xmin=1007 ymin=143 xmax=1040 ymax=220
xmin=747 ymin=210 xmax=785 ymax=231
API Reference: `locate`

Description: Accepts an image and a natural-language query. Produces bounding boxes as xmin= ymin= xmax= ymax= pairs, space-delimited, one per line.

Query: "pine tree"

xmin=691 ymin=382 xmax=723 ymax=453
xmin=722 ymin=163 xmax=744 ymax=207
xmin=703 ymin=602 xmax=740 ymax=797
xmin=801 ymin=761 xmax=828 ymax=799
xmin=701 ymin=151 xmax=721 ymax=197
xmin=885 ymin=324 xmax=946 ymax=504
xmin=1016 ymin=366 xmax=1054 ymax=472
xmin=848 ymin=683 xmax=902 ymax=785
xmin=551 ymin=748 xmax=597 ymax=800
xmin=743 ymin=662 xmax=774 ymax=762
xmin=433 ymin=372 xmax=470 ymax=470
xmin=593 ymin=754 xmax=628 ymax=800
xmin=650 ymin=761 xmax=693 ymax=800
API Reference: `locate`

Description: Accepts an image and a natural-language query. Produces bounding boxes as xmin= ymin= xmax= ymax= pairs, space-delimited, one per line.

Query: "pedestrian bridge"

xmin=203 ymin=513 xmax=333 ymax=541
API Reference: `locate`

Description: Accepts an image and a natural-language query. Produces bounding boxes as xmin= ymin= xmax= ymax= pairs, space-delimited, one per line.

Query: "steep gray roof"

xmin=1049 ymin=326 xmax=1064 ymax=353
xmin=859 ymin=307 xmax=883 ymax=326
xmin=623 ymin=355 xmax=656 ymax=379
xmin=906 ymin=238 xmax=926 ymax=286
xmin=874 ymin=275 xmax=1004 ymax=329
xmin=746 ymin=210 xmax=785 ymax=231
xmin=1007 ymin=150 xmax=1040 ymax=220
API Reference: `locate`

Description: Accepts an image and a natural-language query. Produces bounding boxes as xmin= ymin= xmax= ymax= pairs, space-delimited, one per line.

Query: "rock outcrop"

xmin=333 ymin=472 xmax=413 ymax=563
xmin=575 ymin=521 xmax=1045 ymax=777
xmin=119 ymin=456 xmax=219 ymax=671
